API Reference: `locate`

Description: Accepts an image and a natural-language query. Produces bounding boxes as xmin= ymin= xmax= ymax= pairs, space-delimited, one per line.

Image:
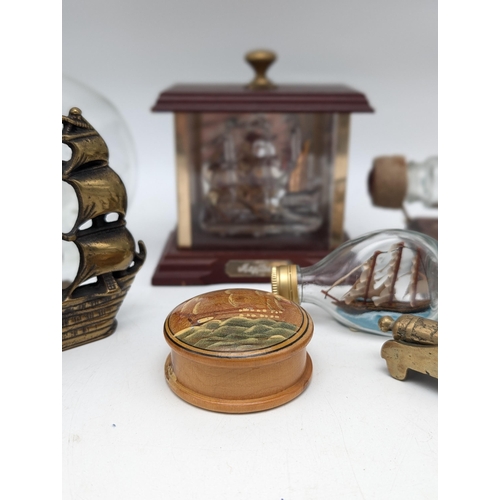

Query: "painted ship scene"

xmin=322 ymin=242 xmax=432 ymax=328
xmin=62 ymin=107 xmax=146 ymax=350
xmin=167 ymin=289 xmax=300 ymax=352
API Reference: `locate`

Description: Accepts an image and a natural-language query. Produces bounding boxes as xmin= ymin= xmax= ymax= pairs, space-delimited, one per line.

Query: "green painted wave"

xmin=176 ymin=316 xmax=297 ymax=351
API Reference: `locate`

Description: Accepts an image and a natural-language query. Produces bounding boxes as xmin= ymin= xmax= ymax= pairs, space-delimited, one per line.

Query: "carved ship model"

xmin=322 ymin=242 xmax=430 ymax=314
xmin=62 ymin=108 xmax=146 ymax=350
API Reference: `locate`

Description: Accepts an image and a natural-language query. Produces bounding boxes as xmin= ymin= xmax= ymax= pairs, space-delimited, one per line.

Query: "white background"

xmin=61 ymin=0 xmax=438 ymax=242
xmin=3 ymin=1 xmax=498 ymax=499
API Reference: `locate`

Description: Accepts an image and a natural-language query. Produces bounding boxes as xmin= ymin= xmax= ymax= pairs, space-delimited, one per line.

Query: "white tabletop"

xmin=62 ymin=170 xmax=437 ymax=500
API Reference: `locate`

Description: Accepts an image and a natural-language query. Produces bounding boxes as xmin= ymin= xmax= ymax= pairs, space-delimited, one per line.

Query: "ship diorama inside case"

xmin=152 ymin=50 xmax=373 ymax=285
xmin=163 ymin=288 xmax=313 ymax=413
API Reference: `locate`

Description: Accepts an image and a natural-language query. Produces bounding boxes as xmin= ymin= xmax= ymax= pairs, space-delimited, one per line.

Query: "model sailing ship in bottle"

xmin=272 ymin=229 xmax=437 ymax=335
xmin=62 ymin=107 xmax=146 ymax=350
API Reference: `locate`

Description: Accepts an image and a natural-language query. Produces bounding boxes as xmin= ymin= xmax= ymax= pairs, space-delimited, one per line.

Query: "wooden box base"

xmin=152 ymin=229 xmax=334 ymax=285
xmin=165 ymin=352 xmax=312 ymax=413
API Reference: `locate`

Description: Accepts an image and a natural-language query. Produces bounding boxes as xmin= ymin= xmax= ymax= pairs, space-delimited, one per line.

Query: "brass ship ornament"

xmin=62 ymin=107 xmax=146 ymax=350
xmin=379 ymin=315 xmax=438 ymax=380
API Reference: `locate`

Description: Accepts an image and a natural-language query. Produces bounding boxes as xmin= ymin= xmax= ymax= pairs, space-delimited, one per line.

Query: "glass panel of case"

xmin=181 ymin=112 xmax=335 ymax=249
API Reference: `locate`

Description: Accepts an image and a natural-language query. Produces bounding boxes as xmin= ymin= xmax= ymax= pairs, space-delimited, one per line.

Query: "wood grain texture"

xmin=163 ymin=289 xmax=314 ymax=412
xmin=152 ymin=229 xmax=341 ymax=285
xmin=152 ymin=84 xmax=374 ymax=113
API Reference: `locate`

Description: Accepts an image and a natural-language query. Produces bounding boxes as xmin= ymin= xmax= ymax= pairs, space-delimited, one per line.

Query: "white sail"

xmin=404 ymin=251 xmax=430 ymax=306
xmin=371 ymin=243 xmax=404 ymax=307
xmin=342 ymin=255 xmax=383 ymax=305
xmin=414 ymin=279 xmax=429 ymax=296
xmin=322 ymin=241 xmax=431 ymax=312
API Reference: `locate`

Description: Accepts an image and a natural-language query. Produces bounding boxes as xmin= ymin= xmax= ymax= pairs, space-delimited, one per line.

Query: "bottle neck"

xmin=406 ymin=156 xmax=438 ymax=207
xmin=297 ymin=266 xmax=304 ymax=303
xmin=295 ymin=265 xmax=329 ymax=308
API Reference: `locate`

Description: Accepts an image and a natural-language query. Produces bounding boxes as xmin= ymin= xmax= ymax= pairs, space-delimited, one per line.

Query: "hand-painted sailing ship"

xmin=62 ymin=107 xmax=146 ymax=350
xmin=167 ymin=289 xmax=298 ymax=352
xmin=321 ymin=242 xmax=430 ymax=314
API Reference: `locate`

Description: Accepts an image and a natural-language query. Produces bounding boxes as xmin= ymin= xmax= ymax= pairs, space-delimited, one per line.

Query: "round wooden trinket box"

xmin=163 ymin=288 xmax=313 ymax=413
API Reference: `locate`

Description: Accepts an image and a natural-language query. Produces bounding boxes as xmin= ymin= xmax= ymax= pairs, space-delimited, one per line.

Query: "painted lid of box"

xmin=164 ymin=288 xmax=312 ymax=359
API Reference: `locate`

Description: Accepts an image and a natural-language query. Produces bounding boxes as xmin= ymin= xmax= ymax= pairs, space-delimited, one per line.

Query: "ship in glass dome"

xmin=62 ymin=107 xmax=146 ymax=350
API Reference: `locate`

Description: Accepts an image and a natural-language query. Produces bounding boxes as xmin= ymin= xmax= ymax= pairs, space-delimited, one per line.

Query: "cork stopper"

xmin=368 ymin=155 xmax=408 ymax=208
xmin=271 ymin=265 xmax=299 ymax=304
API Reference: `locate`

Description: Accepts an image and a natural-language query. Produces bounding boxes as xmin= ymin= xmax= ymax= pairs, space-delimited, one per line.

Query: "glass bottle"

xmin=271 ymin=229 xmax=438 ymax=335
xmin=369 ymin=155 xmax=438 ymax=209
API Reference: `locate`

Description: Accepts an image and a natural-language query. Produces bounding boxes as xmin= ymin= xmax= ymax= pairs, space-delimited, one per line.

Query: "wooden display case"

xmin=152 ymin=51 xmax=374 ymax=285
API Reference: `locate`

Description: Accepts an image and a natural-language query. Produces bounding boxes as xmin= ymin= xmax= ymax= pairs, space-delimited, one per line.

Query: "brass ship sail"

xmin=62 ymin=107 xmax=146 ymax=350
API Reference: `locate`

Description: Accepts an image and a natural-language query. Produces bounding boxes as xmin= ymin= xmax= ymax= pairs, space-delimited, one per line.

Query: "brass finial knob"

xmin=245 ymin=50 xmax=277 ymax=90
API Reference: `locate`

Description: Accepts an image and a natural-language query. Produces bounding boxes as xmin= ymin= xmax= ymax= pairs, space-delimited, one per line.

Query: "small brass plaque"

xmin=225 ymin=260 xmax=291 ymax=278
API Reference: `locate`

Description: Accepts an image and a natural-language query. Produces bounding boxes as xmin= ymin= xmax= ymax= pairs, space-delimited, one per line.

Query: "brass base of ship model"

xmin=381 ymin=341 xmax=438 ymax=380
xmin=379 ymin=315 xmax=438 ymax=380
xmin=62 ymin=243 xmax=146 ymax=350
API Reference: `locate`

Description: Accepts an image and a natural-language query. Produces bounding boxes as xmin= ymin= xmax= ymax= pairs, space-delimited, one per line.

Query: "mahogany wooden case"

xmin=152 ymin=52 xmax=373 ymax=285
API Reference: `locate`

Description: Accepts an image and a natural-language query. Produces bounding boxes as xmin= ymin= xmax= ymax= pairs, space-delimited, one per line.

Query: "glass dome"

xmin=62 ymin=76 xmax=137 ymax=286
